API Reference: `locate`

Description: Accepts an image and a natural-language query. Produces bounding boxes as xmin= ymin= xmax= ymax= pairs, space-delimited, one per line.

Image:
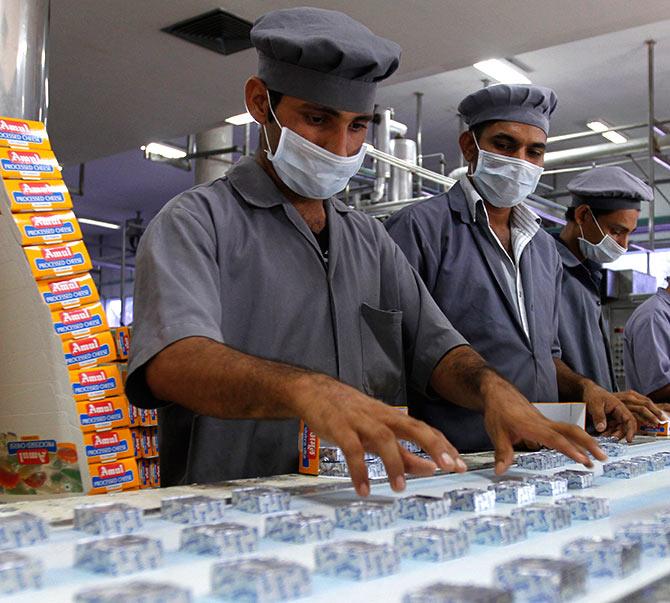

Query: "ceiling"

xmin=46 ymin=1 xmax=670 ymax=246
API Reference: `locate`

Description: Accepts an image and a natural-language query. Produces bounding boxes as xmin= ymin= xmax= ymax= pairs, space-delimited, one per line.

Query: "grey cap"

xmin=250 ymin=7 xmax=400 ymax=114
xmin=458 ymin=84 xmax=558 ymax=134
xmin=568 ymin=166 xmax=653 ymax=210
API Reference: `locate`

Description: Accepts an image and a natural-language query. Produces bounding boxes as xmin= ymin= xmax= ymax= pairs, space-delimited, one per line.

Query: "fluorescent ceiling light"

xmin=586 ymin=120 xmax=627 ymax=144
xmin=78 ymin=217 xmax=120 ymax=230
xmin=141 ymin=142 xmax=187 ymax=159
xmin=473 ymin=59 xmax=531 ymax=85
xmin=225 ymin=112 xmax=255 ymax=126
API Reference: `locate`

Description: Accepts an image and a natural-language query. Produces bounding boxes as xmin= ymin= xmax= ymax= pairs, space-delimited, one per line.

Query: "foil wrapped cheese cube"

xmin=75 ymin=534 xmax=163 ymax=575
xmin=161 ymin=495 xmax=226 ymax=524
xmin=0 ymin=551 xmax=43 ymax=595
xmin=561 ymin=537 xmax=641 ymax=577
xmin=180 ymin=522 xmax=258 ymax=556
xmin=553 ymin=470 xmax=593 ymax=490
xmin=489 ymin=481 xmax=536 ymax=505
xmin=633 ymin=455 xmax=665 ymax=472
xmin=402 ymin=582 xmax=513 ymax=603
xmin=231 ymin=487 xmax=291 ymax=514
xmin=394 ymin=526 xmax=469 ymax=562
xmin=461 ymin=515 xmax=527 ymax=546
xmin=445 ymin=488 xmax=496 ymax=512
xmin=75 ymin=580 xmax=192 ymax=603
xmin=556 ymin=496 xmax=609 ymax=520
xmin=602 ymin=460 xmax=646 ymax=479
xmin=74 ymin=502 xmax=143 ymax=535
xmin=315 ymin=540 xmax=400 ymax=580
xmin=0 ymin=512 xmax=48 ymax=549
xmin=512 ymin=504 xmax=572 ymax=532
xmin=397 ymin=495 xmax=450 ymax=521
xmin=523 ymin=475 xmax=568 ymax=497
xmin=335 ymin=501 xmax=397 ymax=531
xmin=265 ymin=512 xmax=334 ymax=543
xmin=616 ymin=521 xmax=670 ymax=557
xmin=494 ymin=557 xmax=587 ymax=603
xmin=211 ymin=557 xmax=311 ymax=602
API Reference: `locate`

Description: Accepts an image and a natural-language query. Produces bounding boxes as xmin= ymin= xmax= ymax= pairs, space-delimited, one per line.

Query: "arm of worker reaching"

xmin=553 ymin=358 xmax=637 ymax=441
xmin=144 ymin=336 xmax=464 ymax=497
xmin=430 ymin=348 xmax=605 ymax=474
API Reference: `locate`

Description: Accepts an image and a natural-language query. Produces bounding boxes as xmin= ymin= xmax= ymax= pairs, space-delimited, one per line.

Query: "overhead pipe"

xmin=647 ymin=39 xmax=657 ymax=251
xmin=414 ymin=92 xmax=424 ymax=194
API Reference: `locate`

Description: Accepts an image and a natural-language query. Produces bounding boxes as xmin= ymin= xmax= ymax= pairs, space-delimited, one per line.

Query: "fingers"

xmin=588 ymin=400 xmax=607 ymax=432
xmin=398 ymin=446 xmax=438 ymax=476
xmin=630 ymin=405 xmax=662 ymax=426
xmin=390 ymin=417 xmax=464 ymax=473
xmin=532 ymin=424 xmax=592 ymax=467
xmin=491 ymin=428 xmax=514 ymax=475
xmin=338 ymin=434 xmax=369 ymax=497
xmin=556 ymin=423 xmax=605 ymax=462
xmin=611 ymin=403 xmax=637 ymax=442
xmin=362 ymin=425 xmax=406 ymax=492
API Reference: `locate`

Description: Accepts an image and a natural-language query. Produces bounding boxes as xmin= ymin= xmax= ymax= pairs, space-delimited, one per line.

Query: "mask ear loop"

xmin=262 ymin=90 xmax=283 ymax=157
xmin=588 ymin=207 xmax=608 ymax=242
xmin=468 ymin=132 xmax=480 ymax=177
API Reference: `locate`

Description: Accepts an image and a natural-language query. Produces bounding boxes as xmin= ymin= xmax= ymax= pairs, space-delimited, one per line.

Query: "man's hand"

xmin=480 ymin=376 xmax=607 ymax=474
xmin=614 ymin=390 xmax=665 ymax=428
xmin=294 ymin=373 xmax=466 ymax=497
xmin=581 ymin=381 xmax=637 ymax=441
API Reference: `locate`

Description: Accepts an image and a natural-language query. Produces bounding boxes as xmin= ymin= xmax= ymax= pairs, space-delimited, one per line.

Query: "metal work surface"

xmin=2 ymin=438 xmax=670 ymax=602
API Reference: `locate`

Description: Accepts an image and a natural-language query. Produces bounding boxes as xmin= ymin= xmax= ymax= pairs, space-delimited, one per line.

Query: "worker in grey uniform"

xmin=555 ymin=166 xmax=664 ymax=427
xmin=386 ymin=84 xmax=636 ymax=452
xmin=126 ymin=8 xmax=604 ymax=495
xmin=625 ymin=279 xmax=670 ymax=408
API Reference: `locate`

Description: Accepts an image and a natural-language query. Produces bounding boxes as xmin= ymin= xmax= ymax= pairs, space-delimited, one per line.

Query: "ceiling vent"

xmin=162 ymin=9 xmax=253 ymax=56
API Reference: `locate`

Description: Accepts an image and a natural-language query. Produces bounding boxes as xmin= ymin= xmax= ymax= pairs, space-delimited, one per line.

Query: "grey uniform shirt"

xmin=386 ymin=180 xmax=562 ymax=452
xmin=553 ymin=235 xmax=615 ymax=391
xmin=126 ymin=156 xmax=467 ymax=486
xmin=624 ymin=288 xmax=670 ymax=397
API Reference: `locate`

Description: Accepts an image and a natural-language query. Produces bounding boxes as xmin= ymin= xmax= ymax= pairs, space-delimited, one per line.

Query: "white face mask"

xmin=262 ymin=92 xmax=367 ymax=200
xmin=470 ymin=134 xmax=544 ymax=208
xmin=578 ymin=208 xmax=627 ymax=264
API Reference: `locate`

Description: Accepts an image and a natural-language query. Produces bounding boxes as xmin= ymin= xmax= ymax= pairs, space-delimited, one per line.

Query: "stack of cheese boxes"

xmin=0 ymin=116 xmax=139 ymax=495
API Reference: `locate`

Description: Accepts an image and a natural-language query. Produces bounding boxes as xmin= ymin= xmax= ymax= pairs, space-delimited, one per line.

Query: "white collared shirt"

xmin=459 ymin=174 xmax=541 ymax=339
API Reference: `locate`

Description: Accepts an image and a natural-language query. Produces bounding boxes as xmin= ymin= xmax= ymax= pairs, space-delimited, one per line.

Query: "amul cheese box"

xmin=87 ymin=458 xmax=139 ymax=495
xmin=0 ymin=148 xmax=60 ymax=180
xmin=2 ymin=179 xmax=72 ymax=212
xmin=37 ymin=273 xmax=99 ymax=311
xmin=13 ymin=211 xmax=81 ymax=246
xmin=51 ymin=302 xmax=108 ymax=341
xmin=0 ymin=116 xmax=50 ymax=149
xmin=62 ymin=331 xmax=119 ymax=369
xmin=75 ymin=396 xmax=130 ymax=432
xmin=24 ymin=240 xmax=92 ymax=280
xmin=82 ymin=428 xmax=134 ymax=464
xmin=70 ymin=364 xmax=124 ymax=401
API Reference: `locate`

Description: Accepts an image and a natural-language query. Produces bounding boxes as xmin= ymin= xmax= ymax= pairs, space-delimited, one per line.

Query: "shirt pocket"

xmin=360 ymin=303 xmax=406 ymax=405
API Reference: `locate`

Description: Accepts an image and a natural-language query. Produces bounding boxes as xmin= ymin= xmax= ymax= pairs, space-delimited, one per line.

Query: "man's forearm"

xmin=554 ymin=358 xmax=590 ymax=400
xmin=145 ymin=336 xmax=320 ymax=419
xmin=429 ymin=345 xmax=514 ymax=412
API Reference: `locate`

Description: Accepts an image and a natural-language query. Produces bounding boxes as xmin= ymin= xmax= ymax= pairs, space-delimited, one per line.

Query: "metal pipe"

xmin=647 ymin=39 xmax=656 ymax=251
xmin=120 ymin=220 xmax=127 ymax=326
xmin=546 ymin=120 xmax=667 ymax=144
xmin=414 ymin=92 xmax=424 ymax=194
xmin=0 ymin=0 xmax=50 ymax=122
xmin=244 ymin=123 xmax=251 ymax=156
xmin=369 ymin=109 xmax=391 ymax=203
xmin=365 ymin=144 xmax=456 ymax=188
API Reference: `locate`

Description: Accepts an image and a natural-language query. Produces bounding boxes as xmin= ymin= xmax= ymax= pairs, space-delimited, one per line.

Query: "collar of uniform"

xmin=227 ymin=156 xmax=354 ymax=213
xmin=459 ymin=173 xmax=541 ymax=235
xmin=553 ymin=233 xmax=582 ymax=268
